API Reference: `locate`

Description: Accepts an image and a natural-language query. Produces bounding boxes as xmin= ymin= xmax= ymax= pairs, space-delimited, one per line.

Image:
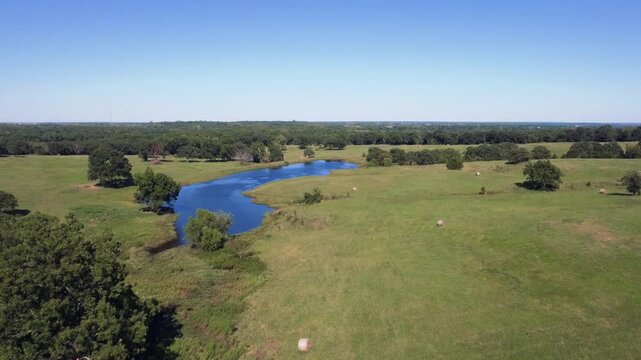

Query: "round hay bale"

xmin=298 ymin=338 xmax=312 ymax=352
xmin=352 ymin=187 xmax=357 ymax=191
xmin=475 ymin=172 xmax=481 ymax=176
xmin=437 ymin=219 xmax=445 ymax=227
xmin=599 ymin=188 xmax=607 ymax=194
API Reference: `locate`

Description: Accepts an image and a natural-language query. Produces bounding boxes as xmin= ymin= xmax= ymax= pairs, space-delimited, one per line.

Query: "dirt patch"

xmin=77 ymin=183 xmax=101 ymax=191
xmin=548 ymin=219 xmax=619 ymax=246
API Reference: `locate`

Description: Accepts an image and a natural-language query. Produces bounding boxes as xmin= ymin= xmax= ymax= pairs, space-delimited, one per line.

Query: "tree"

xmin=87 ymin=145 xmax=132 ymax=187
xmin=620 ymin=170 xmax=641 ymax=195
xmin=250 ymin=142 xmax=267 ymax=163
xmin=133 ymin=168 xmax=181 ymax=213
xmin=267 ymin=142 xmax=284 ymax=162
xmin=366 ymin=147 xmax=392 ymax=166
xmin=303 ymin=146 xmax=315 ymax=159
xmin=0 ymin=191 xmax=18 ymax=213
xmin=522 ymin=160 xmax=563 ymax=191
xmin=175 ymin=145 xmax=200 ymax=161
xmin=185 ymin=209 xmax=232 ymax=251
xmin=531 ymin=145 xmax=552 ymax=159
xmin=444 ymin=150 xmax=464 ymax=170
xmin=507 ymin=148 xmax=530 ymax=164
xmin=625 ymin=142 xmax=641 ymax=159
xmin=0 ymin=213 xmax=181 ymax=359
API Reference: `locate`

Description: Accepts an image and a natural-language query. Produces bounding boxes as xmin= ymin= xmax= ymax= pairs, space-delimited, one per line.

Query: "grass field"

xmin=1 ymin=143 xmax=640 ymax=359
xmin=240 ymin=158 xmax=641 ymax=359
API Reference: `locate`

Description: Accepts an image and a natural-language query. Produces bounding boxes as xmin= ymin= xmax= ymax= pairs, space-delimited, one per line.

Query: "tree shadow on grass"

xmin=99 ymin=178 xmax=134 ymax=188
xmin=4 ymin=209 xmax=31 ymax=216
xmin=139 ymin=206 xmax=175 ymax=215
xmin=607 ymin=192 xmax=636 ymax=196
xmin=514 ymin=182 xmax=557 ymax=191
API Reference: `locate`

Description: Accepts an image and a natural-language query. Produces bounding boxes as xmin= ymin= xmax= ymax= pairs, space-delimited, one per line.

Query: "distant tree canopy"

xmin=522 ymin=160 xmax=563 ymax=191
xmin=0 ymin=191 xmax=18 ymax=212
xmin=625 ymin=142 xmax=641 ymax=159
xmin=267 ymin=142 xmax=284 ymax=162
xmin=133 ymin=168 xmax=181 ymax=213
xmin=2 ymin=122 xmax=641 ymax=157
xmin=620 ymin=170 xmax=641 ymax=195
xmin=175 ymin=145 xmax=200 ymax=161
xmin=0 ymin=213 xmax=181 ymax=359
xmin=366 ymin=147 xmax=393 ymax=167
xmin=507 ymin=147 xmax=531 ymax=164
xmin=87 ymin=145 xmax=132 ymax=187
xmin=464 ymin=143 xmax=520 ymax=162
xmin=185 ymin=209 xmax=232 ymax=251
xmin=365 ymin=146 xmax=465 ymax=168
xmin=444 ymin=150 xmax=464 ymax=170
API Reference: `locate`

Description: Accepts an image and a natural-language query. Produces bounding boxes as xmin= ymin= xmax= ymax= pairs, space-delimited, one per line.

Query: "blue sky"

xmin=1 ymin=0 xmax=640 ymax=123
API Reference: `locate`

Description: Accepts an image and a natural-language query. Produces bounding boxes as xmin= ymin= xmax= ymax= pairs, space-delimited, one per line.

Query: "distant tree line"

xmin=366 ymin=147 xmax=464 ymax=169
xmin=2 ymin=122 xmax=641 ymax=157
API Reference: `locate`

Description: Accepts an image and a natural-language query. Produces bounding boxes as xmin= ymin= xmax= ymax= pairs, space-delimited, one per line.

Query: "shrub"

xmin=303 ymin=146 xmax=315 ymax=159
xmin=444 ymin=150 xmax=464 ymax=170
xmin=507 ymin=148 xmax=530 ymax=164
xmin=522 ymin=160 xmax=563 ymax=191
xmin=185 ymin=209 xmax=232 ymax=251
xmin=620 ymin=170 xmax=641 ymax=195
xmin=301 ymin=188 xmax=323 ymax=204
xmin=366 ymin=147 xmax=393 ymax=166
xmin=531 ymin=145 xmax=552 ymax=159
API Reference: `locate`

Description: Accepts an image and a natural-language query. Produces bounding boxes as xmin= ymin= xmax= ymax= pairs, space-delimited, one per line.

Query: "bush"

xmin=564 ymin=141 xmax=624 ymax=158
xmin=620 ymin=170 xmax=641 ymax=195
xmin=366 ymin=147 xmax=393 ymax=166
xmin=444 ymin=150 xmax=464 ymax=170
xmin=531 ymin=145 xmax=552 ymax=159
xmin=185 ymin=209 xmax=232 ymax=251
xmin=301 ymin=188 xmax=323 ymax=204
xmin=507 ymin=148 xmax=530 ymax=164
xmin=522 ymin=160 xmax=563 ymax=191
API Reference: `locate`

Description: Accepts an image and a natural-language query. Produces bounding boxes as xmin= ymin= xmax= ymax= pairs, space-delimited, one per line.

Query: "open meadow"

xmin=1 ymin=143 xmax=641 ymax=358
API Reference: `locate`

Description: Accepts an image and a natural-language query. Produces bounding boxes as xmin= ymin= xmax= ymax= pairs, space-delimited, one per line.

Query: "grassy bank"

xmin=239 ymin=158 xmax=641 ymax=359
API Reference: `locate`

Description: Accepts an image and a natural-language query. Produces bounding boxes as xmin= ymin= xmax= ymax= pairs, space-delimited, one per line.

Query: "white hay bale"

xmin=352 ymin=187 xmax=357 ymax=191
xmin=476 ymin=172 xmax=480 ymax=176
xmin=298 ymin=338 xmax=312 ymax=352
xmin=437 ymin=219 xmax=445 ymax=227
xmin=599 ymin=188 xmax=607 ymax=194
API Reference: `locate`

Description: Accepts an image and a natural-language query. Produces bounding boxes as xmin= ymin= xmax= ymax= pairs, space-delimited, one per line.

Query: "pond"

xmin=174 ymin=160 xmax=357 ymax=244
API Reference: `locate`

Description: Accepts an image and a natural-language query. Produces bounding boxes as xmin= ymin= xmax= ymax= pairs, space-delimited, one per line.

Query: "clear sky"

xmin=1 ymin=0 xmax=640 ymax=123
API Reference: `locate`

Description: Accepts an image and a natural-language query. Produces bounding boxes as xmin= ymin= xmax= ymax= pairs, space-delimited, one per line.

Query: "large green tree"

xmin=133 ymin=168 xmax=181 ymax=213
xmin=522 ymin=160 xmax=563 ymax=191
xmin=0 ymin=190 xmax=18 ymax=213
xmin=0 ymin=213 xmax=181 ymax=359
xmin=620 ymin=170 xmax=641 ymax=195
xmin=87 ymin=145 xmax=133 ymax=187
xmin=185 ymin=209 xmax=232 ymax=251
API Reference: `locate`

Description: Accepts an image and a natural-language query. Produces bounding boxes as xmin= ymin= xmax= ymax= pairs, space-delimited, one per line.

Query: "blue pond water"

xmin=174 ymin=160 xmax=357 ymax=243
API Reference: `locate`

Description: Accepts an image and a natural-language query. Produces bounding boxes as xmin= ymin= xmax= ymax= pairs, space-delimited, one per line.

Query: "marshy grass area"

xmin=1 ymin=144 xmax=640 ymax=358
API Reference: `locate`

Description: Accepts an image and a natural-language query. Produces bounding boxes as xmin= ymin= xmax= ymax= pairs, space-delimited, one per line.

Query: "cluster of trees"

xmin=463 ymin=143 xmax=553 ymax=163
xmin=0 ymin=213 xmax=181 ymax=359
xmin=562 ymin=141 xmax=641 ymax=159
xmin=366 ymin=147 xmax=464 ymax=169
xmin=522 ymin=160 xmax=563 ymax=191
xmin=3 ymin=122 xmax=641 ymax=157
xmin=87 ymin=146 xmax=181 ymax=212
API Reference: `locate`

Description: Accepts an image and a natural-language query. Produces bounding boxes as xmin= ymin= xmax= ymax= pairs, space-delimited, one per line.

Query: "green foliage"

xmin=443 ymin=149 xmax=464 ymax=170
xmin=87 ymin=145 xmax=133 ymax=186
xmin=366 ymin=147 xmax=393 ymax=166
xmin=620 ymin=170 xmax=641 ymax=195
xmin=175 ymin=145 xmax=200 ymax=161
xmin=0 ymin=213 xmax=181 ymax=359
xmin=185 ymin=209 xmax=232 ymax=251
xmin=250 ymin=142 xmax=268 ymax=163
xmin=303 ymin=146 xmax=315 ymax=159
xmin=507 ymin=147 xmax=531 ymax=164
xmin=464 ymin=143 xmax=520 ymax=161
xmin=531 ymin=145 xmax=552 ymax=159
xmin=301 ymin=188 xmax=323 ymax=204
xmin=522 ymin=160 xmax=563 ymax=191
xmin=268 ymin=142 xmax=284 ymax=162
xmin=625 ymin=142 xmax=641 ymax=159
xmin=0 ymin=191 xmax=18 ymax=212
xmin=133 ymin=168 xmax=181 ymax=213
xmin=564 ymin=141 xmax=625 ymax=158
